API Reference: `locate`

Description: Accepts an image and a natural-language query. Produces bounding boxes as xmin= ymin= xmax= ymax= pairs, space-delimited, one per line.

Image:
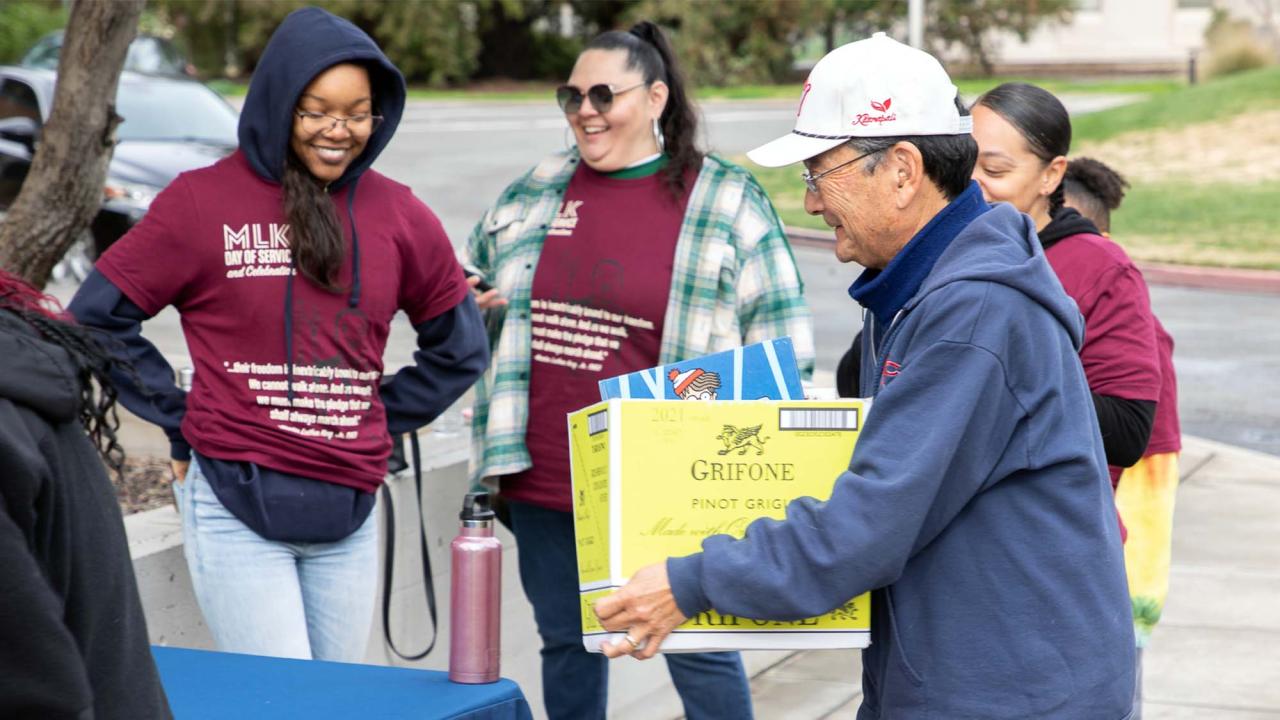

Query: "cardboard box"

xmin=568 ymin=398 xmax=872 ymax=653
xmin=598 ymin=337 xmax=804 ymax=401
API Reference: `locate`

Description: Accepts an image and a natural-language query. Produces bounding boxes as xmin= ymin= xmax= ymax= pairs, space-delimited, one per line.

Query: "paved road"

xmin=790 ymin=243 xmax=1280 ymax=458
xmin=374 ymin=94 xmax=1136 ymax=241
xmin=375 ymin=99 xmax=808 ymax=241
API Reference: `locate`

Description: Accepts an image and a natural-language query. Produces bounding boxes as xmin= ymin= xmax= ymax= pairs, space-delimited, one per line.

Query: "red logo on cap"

xmin=854 ymin=97 xmax=896 ymax=127
xmin=797 ymin=82 xmax=813 ymax=117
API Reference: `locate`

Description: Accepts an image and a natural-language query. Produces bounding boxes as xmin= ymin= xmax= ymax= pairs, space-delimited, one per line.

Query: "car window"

xmin=0 ymin=80 xmax=41 ymax=123
xmin=24 ymin=32 xmax=189 ymax=77
xmin=125 ymin=38 xmax=188 ymax=76
xmin=20 ymin=35 xmax=62 ymax=71
xmin=115 ymin=80 xmax=237 ymax=144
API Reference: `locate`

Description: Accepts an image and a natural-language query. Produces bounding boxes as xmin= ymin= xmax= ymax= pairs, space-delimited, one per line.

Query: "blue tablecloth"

xmin=152 ymin=646 xmax=532 ymax=720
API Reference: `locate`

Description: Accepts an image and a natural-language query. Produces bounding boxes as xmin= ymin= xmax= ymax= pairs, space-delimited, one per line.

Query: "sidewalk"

xmin=740 ymin=435 xmax=1280 ymax=719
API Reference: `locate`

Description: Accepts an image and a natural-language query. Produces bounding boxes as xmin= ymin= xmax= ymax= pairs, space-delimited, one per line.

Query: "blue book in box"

xmin=597 ymin=337 xmax=804 ymax=401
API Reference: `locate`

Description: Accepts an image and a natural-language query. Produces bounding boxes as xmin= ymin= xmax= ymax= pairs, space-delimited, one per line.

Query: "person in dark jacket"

xmin=68 ymin=7 xmax=489 ymax=661
xmin=0 ymin=269 xmax=171 ymax=719
xmin=593 ymin=35 xmax=1136 ymax=719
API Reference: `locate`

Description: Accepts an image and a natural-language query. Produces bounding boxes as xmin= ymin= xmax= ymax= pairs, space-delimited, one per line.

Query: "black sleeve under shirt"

xmin=1091 ymin=393 xmax=1157 ymax=468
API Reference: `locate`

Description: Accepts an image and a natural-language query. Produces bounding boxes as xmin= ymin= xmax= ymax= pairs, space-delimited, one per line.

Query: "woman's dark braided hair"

xmin=0 ymin=269 xmax=127 ymax=474
xmin=586 ymin=21 xmax=703 ymax=200
xmin=975 ymin=83 xmax=1072 ymax=217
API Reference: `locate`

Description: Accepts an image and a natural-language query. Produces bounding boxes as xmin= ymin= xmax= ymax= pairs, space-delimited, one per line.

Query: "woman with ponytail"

xmin=0 ymin=269 xmax=171 ymax=718
xmin=67 ymin=8 xmax=489 ymax=661
xmin=465 ymin=20 xmax=812 ymax=720
xmin=971 ymin=83 xmax=1176 ymax=717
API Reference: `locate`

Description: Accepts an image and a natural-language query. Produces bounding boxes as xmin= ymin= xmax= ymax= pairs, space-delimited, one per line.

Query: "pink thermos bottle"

xmin=448 ymin=492 xmax=502 ymax=684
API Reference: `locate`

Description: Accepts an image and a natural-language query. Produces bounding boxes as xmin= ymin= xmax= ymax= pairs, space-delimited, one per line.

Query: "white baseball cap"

xmin=748 ymin=32 xmax=972 ymax=168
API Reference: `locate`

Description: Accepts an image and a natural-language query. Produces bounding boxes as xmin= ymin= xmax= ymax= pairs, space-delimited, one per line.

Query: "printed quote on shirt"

xmin=224 ymin=361 xmax=380 ymax=441
xmin=531 ymin=298 xmax=654 ymax=373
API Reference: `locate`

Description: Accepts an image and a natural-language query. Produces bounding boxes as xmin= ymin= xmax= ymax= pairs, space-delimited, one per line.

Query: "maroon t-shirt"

xmin=502 ymin=163 xmax=694 ymax=511
xmin=1045 ymin=233 xmax=1164 ymax=485
xmin=1146 ymin=317 xmax=1181 ymax=456
xmin=96 ymin=151 xmax=468 ymax=492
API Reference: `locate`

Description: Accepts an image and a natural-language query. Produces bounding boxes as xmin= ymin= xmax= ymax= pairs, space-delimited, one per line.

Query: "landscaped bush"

xmin=1204 ymin=8 xmax=1276 ymax=79
xmin=0 ymin=0 xmax=65 ymax=64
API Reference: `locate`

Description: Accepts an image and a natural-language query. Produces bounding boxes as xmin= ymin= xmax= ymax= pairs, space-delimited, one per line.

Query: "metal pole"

xmin=908 ymin=0 xmax=925 ymax=49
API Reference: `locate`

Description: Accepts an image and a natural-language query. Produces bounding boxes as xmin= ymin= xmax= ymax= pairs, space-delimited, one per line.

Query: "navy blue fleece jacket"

xmin=667 ymin=193 xmax=1135 ymax=719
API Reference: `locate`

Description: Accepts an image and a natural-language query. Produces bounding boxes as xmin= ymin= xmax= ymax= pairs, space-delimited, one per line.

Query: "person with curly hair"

xmin=1063 ymin=156 xmax=1130 ymax=235
xmin=0 ymin=269 xmax=171 ymax=719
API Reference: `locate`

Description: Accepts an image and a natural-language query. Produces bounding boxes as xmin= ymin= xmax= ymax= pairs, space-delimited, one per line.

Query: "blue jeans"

xmin=175 ymin=458 xmax=378 ymax=661
xmin=507 ymin=500 xmax=754 ymax=720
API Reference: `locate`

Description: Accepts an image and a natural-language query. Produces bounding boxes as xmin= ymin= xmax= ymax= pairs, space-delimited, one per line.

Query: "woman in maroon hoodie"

xmin=970 ymin=83 xmax=1179 ymax=718
xmin=69 ymin=8 xmax=489 ymax=662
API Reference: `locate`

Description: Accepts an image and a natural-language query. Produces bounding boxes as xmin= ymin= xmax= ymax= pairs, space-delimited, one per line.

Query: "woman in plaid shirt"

xmin=463 ymin=21 xmax=813 ymax=720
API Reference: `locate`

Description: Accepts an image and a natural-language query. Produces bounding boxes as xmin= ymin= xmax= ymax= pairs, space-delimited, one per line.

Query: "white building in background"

xmin=980 ymin=0 xmax=1273 ymax=74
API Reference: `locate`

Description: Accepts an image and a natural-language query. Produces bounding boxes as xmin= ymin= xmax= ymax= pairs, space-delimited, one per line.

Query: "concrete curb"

xmin=1133 ymin=261 xmax=1280 ymax=296
xmin=785 ymin=228 xmax=1280 ymax=296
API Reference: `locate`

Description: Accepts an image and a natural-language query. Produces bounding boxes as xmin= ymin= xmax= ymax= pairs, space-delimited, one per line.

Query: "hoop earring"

xmin=564 ymin=125 xmax=576 ymax=151
xmin=653 ymin=117 xmax=665 ymax=153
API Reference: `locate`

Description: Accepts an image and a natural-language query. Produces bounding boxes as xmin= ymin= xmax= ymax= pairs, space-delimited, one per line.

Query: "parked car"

xmin=0 ymin=66 xmax=237 ymax=279
xmin=22 ymin=31 xmax=197 ymax=78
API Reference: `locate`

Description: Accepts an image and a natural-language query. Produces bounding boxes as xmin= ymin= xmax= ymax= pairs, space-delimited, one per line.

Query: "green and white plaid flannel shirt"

xmin=464 ymin=150 xmax=815 ymax=483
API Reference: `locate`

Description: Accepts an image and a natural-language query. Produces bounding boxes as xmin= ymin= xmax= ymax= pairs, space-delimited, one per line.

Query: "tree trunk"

xmin=0 ymin=0 xmax=144 ymax=288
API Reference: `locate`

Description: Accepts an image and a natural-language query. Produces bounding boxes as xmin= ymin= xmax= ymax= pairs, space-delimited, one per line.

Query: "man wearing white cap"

xmin=595 ymin=33 xmax=1136 ymax=718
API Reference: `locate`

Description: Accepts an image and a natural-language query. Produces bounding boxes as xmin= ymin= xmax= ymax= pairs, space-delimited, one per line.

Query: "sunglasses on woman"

xmin=555 ymin=81 xmax=647 ymax=114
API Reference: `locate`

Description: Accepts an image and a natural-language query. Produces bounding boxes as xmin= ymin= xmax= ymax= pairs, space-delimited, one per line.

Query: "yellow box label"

xmin=569 ymin=403 xmax=611 ymax=586
xmin=570 ymin=399 xmax=873 ymax=638
xmin=683 ymin=593 xmax=871 ymax=632
xmin=617 ymin=401 xmax=859 ymax=568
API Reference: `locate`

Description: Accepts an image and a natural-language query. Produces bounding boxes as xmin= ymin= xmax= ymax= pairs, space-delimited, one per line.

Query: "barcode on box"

xmin=587 ymin=410 xmax=609 ymax=436
xmin=779 ymin=408 xmax=859 ymax=431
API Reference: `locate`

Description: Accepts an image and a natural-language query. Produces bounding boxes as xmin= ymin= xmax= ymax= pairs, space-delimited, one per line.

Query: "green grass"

xmin=1113 ymin=181 xmax=1280 ymax=270
xmin=745 ymin=67 xmax=1280 ymax=270
xmin=742 ymin=159 xmax=821 ymax=233
xmin=700 ymin=77 xmax=1181 ymax=102
xmin=954 ymin=77 xmax=1182 ymax=100
xmin=1073 ymin=65 xmax=1280 ymax=143
xmin=205 ymin=78 xmax=247 ymax=97
xmin=747 ymin=168 xmax=1280 ymax=270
